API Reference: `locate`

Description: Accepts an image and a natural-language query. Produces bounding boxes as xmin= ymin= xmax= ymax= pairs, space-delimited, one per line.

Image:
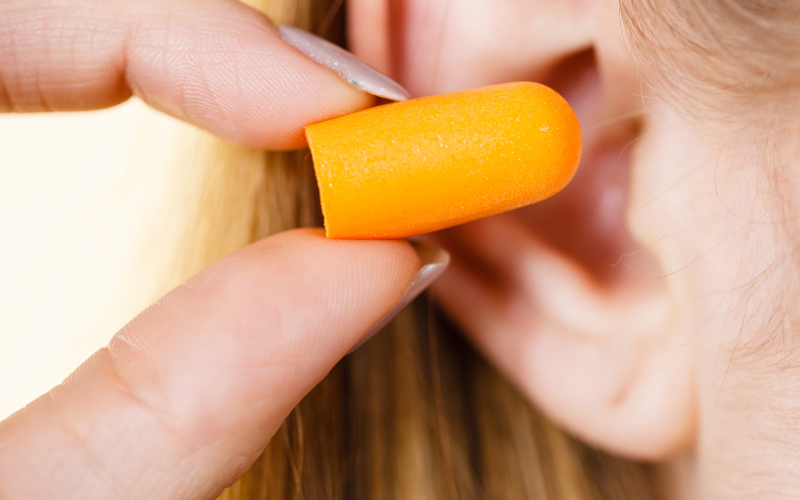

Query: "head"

xmin=347 ymin=0 xmax=800 ymax=496
xmin=180 ymin=0 xmax=800 ymax=498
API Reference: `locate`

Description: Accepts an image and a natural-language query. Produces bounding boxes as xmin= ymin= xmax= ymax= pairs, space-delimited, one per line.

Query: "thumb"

xmin=0 ymin=228 xmax=420 ymax=500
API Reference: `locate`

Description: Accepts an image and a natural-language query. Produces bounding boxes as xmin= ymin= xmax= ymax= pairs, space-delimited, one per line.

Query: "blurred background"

xmin=0 ymin=100 xmax=203 ymax=419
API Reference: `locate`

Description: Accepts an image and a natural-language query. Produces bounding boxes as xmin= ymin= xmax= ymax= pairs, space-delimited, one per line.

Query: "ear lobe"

xmin=431 ymin=213 xmax=696 ymax=460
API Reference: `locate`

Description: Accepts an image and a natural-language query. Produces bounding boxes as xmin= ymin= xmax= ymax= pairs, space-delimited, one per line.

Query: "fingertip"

xmin=207 ymin=20 xmax=377 ymax=150
xmin=241 ymin=58 xmax=376 ymax=150
xmin=275 ymin=227 xmax=421 ymax=269
xmin=125 ymin=0 xmax=378 ymax=150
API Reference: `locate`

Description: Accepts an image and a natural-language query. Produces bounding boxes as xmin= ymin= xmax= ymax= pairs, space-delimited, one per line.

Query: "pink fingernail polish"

xmin=348 ymin=241 xmax=450 ymax=353
xmin=278 ymin=25 xmax=411 ymax=102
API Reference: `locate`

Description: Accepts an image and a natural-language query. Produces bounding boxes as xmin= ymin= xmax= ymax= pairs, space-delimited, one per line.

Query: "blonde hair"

xmin=160 ymin=0 xmax=665 ymax=498
xmin=620 ymin=0 xmax=800 ymax=118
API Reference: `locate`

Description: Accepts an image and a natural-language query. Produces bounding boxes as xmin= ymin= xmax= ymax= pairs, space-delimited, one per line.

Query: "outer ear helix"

xmin=347 ymin=0 xmax=394 ymax=77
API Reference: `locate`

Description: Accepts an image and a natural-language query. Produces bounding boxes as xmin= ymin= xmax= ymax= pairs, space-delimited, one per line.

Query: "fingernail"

xmin=278 ymin=25 xmax=412 ymax=102
xmin=348 ymin=241 xmax=450 ymax=353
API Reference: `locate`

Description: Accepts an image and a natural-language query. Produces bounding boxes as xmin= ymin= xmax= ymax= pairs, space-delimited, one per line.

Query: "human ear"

xmin=426 ymin=60 xmax=696 ymax=461
xmin=431 ymin=208 xmax=695 ymax=460
xmin=347 ymin=0 xmax=595 ymax=95
xmin=347 ymin=0 xmax=696 ymax=459
xmin=347 ymin=0 xmax=394 ymax=77
xmin=424 ymin=39 xmax=695 ymax=460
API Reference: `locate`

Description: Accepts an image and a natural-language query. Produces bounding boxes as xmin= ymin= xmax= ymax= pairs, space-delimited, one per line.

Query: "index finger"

xmin=0 ymin=0 xmax=372 ymax=149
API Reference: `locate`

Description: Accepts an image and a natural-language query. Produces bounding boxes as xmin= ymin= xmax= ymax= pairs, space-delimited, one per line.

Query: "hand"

xmin=0 ymin=229 xmax=422 ymax=498
xmin=0 ymin=0 xmax=373 ymax=150
xmin=0 ymin=1 xmax=426 ymax=498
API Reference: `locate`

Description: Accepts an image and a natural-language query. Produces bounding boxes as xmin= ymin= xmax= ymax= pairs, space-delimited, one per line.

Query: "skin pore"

xmin=349 ymin=0 xmax=800 ymax=497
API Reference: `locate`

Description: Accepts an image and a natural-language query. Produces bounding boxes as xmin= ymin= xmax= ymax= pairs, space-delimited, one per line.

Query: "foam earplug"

xmin=305 ymin=82 xmax=582 ymax=239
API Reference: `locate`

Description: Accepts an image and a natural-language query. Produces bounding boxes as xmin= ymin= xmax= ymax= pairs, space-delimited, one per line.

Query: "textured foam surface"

xmin=305 ymin=82 xmax=582 ymax=239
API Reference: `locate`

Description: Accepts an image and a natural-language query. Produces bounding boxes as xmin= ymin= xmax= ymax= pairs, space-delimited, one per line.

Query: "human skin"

xmin=1 ymin=0 xmax=798 ymax=499
xmin=349 ymin=0 xmax=800 ymax=497
xmin=0 ymin=0 xmax=424 ymax=498
xmin=0 ymin=228 xmax=422 ymax=499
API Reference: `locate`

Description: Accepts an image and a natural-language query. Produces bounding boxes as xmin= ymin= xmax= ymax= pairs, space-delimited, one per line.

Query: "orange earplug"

xmin=305 ymin=82 xmax=582 ymax=239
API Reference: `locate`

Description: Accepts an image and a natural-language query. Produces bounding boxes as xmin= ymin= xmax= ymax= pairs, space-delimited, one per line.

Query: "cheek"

xmin=392 ymin=0 xmax=595 ymax=95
